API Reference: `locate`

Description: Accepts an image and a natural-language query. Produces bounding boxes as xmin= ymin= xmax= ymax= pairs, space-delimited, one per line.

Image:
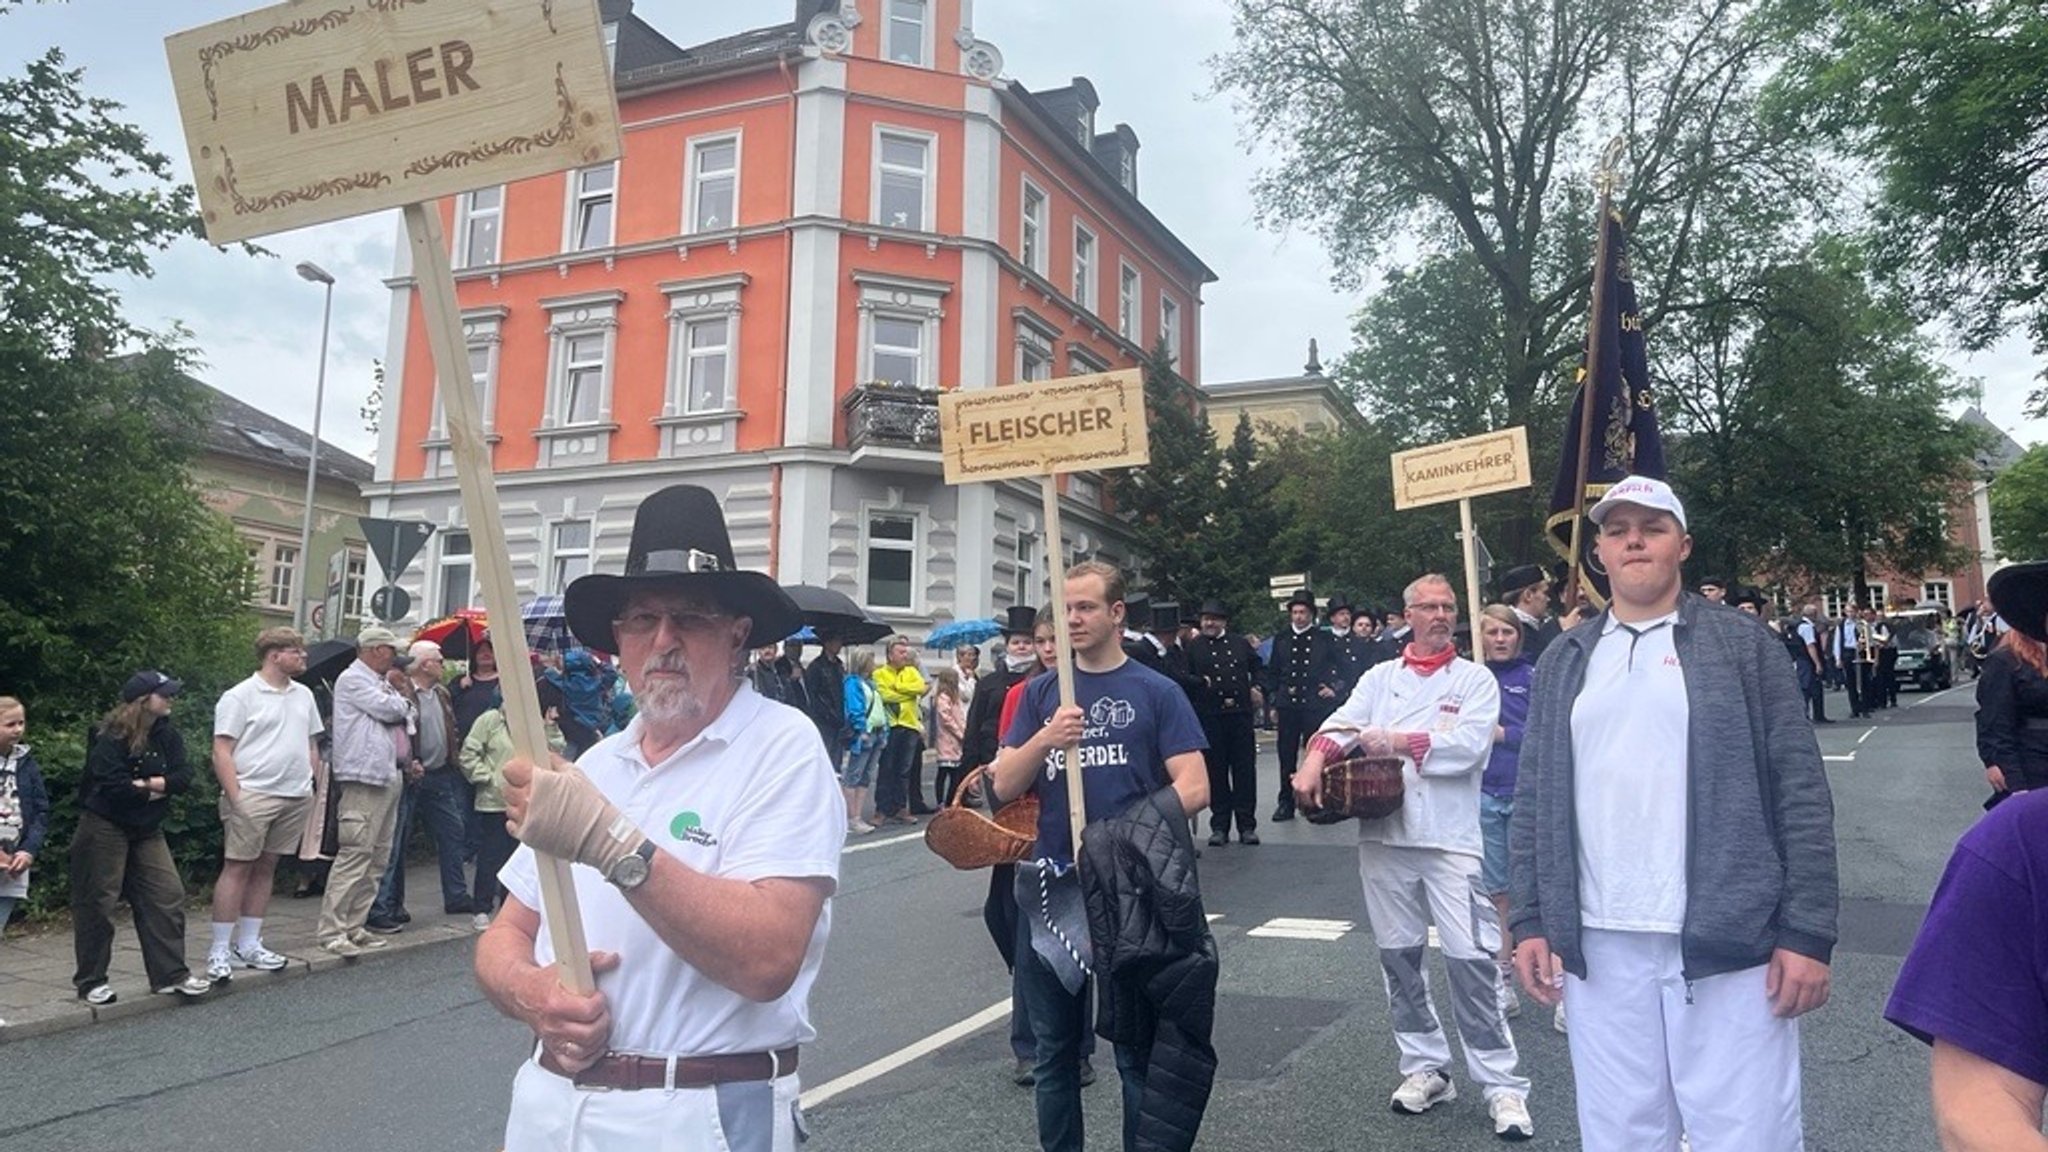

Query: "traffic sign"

xmin=361 ymin=518 xmax=435 ymax=583
xmin=369 ymin=584 xmax=411 ymax=623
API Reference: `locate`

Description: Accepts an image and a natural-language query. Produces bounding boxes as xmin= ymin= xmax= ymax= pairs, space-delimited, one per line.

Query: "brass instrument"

xmin=1856 ymin=618 xmax=1877 ymax=664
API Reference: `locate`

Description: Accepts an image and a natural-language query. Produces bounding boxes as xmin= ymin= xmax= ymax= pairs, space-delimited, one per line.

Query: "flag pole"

xmin=1563 ymin=136 xmax=1628 ymax=610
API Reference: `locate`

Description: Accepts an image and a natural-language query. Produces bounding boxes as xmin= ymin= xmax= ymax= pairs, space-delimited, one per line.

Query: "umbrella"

xmin=297 ymin=637 xmax=357 ymax=687
xmin=925 ymin=618 xmax=1002 ymax=650
xmin=522 ymin=594 xmax=575 ymax=652
xmin=783 ymin=584 xmax=893 ymax=644
xmin=786 ymin=625 xmax=819 ymax=644
xmin=416 ymin=607 xmax=489 ymax=661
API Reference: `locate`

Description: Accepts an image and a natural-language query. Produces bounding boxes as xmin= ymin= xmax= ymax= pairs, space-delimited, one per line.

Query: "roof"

xmin=189 ymin=374 xmax=373 ymax=486
xmin=1962 ymin=407 xmax=2027 ymax=475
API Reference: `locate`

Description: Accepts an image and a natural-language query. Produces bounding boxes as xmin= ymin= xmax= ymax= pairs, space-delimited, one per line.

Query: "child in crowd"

xmin=931 ymin=667 xmax=967 ymax=809
xmin=0 ymin=696 xmax=50 ymax=939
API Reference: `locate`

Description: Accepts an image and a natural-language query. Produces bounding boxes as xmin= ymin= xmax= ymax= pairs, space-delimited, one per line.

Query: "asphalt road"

xmin=0 ymin=684 xmax=1990 ymax=1151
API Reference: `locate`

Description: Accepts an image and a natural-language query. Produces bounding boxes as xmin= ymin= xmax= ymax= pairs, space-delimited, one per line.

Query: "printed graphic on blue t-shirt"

xmin=1001 ymin=659 xmax=1207 ymax=864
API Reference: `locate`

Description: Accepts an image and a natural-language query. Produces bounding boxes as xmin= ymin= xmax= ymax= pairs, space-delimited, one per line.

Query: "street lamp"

xmin=293 ymin=260 xmax=336 ymax=633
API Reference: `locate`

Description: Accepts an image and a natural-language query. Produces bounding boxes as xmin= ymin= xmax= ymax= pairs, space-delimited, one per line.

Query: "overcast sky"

xmin=10 ymin=0 xmax=2042 ymax=463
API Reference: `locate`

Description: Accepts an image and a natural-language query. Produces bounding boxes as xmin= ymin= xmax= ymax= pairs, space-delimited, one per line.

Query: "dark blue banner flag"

xmin=1545 ymin=209 xmax=1665 ymax=603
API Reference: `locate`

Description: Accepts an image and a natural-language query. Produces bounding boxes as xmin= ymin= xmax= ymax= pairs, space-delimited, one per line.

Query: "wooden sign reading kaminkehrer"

xmin=1390 ymin=426 xmax=1533 ymax=511
xmin=937 ymin=369 xmax=1150 ymax=485
xmin=167 ymin=0 xmax=623 ymax=245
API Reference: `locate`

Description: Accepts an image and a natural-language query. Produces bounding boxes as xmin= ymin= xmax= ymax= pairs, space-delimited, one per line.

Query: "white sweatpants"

xmin=504 ymin=1057 xmax=802 ymax=1152
xmin=1356 ymin=841 xmax=1530 ymax=1101
xmin=1565 ymin=928 xmax=1803 ymax=1152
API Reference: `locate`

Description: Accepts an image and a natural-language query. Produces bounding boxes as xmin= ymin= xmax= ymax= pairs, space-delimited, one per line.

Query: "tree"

xmin=1 ymin=43 xmax=257 ymax=908
xmin=1207 ymin=412 xmax=1284 ymax=622
xmin=1766 ymin=0 xmax=2048 ymax=397
xmin=1990 ymin=446 xmax=2048 ymax=563
xmin=1107 ymin=345 xmax=1229 ymax=606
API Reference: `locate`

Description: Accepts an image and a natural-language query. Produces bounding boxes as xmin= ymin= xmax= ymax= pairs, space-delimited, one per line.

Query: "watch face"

xmin=611 ymin=853 xmax=649 ymax=889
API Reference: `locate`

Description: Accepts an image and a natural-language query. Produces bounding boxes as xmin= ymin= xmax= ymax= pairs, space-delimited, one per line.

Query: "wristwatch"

xmin=605 ymin=838 xmax=659 ymax=891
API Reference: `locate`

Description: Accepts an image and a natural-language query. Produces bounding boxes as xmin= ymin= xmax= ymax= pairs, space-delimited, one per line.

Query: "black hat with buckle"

xmin=564 ymin=485 xmax=801 ymax=652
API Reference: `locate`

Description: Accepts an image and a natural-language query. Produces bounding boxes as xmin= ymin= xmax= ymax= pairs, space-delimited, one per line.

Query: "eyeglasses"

xmin=1407 ymin=602 xmax=1459 ymax=615
xmin=613 ymin=609 xmax=728 ymax=638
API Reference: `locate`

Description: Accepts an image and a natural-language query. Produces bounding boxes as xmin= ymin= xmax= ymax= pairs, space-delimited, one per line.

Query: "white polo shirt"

xmin=500 ymin=683 xmax=846 ymax=1057
xmin=1571 ymin=611 xmax=1689 ymax=933
xmin=213 ymin=673 xmax=323 ymax=798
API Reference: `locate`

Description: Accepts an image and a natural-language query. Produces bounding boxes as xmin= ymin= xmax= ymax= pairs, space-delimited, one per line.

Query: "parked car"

xmin=1892 ymin=609 xmax=1953 ymax=692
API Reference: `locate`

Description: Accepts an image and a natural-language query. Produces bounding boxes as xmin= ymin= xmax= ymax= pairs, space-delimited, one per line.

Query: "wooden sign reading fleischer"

xmin=167 ymin=0 xmax=622 ymax=245
xmin=937 ymin=369 xmax=1150 ymax=485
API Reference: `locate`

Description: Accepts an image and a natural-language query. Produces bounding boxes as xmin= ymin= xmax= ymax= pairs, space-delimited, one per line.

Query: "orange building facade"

xmin=367 ymin=0 xmax=1214 ymax=629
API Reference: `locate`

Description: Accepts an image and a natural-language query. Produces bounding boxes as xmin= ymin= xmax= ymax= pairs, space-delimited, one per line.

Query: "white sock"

xmin=235 ymin=916 xmax=263 ymax=951
xmin=210 ymin=922 xmax=233 ymax=954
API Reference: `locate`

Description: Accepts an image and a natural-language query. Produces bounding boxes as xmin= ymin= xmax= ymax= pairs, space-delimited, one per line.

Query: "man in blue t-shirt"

xmin=993 ymin=560 xmax=1208 ymax=1152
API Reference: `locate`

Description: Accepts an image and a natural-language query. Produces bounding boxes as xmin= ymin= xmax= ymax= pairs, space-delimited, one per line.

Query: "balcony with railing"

xmin=843 ymin=381 xmax=941 ymax=455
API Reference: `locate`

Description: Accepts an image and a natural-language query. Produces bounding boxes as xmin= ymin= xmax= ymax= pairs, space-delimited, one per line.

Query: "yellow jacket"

xmin=458 ymin=709 xmax=567 ymax=813
xmin=874 ymin=663 xmax=927 ymax=733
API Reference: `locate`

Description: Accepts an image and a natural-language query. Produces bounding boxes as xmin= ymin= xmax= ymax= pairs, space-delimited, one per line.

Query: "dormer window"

xmin=886 ymin=0 xmax=928 ymax=67
xmin=602 ymin=22 xmax=618 ymax=67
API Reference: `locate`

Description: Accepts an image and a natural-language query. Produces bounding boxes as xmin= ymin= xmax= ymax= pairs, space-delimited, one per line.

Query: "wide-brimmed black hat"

xmin=1729 ymin=585 xmax=1769 ymax=611
xmin=1198 ymin=599 xmax=1231 ymax=620
xmin=1000 ymin=604 xmax=1039 ymax=637
xmin=1284 ymin=588 xmax=1316 ymax=611
xmin=564 ymin=485 xmax=801 ymax=651
xmin=1149 ymin=602 xmax=1181 ymax=632
xmin=1497 ymin=564 xmax=1545 ymax=600
xmin=1989 ymin=562 xmax=2048 ymax=642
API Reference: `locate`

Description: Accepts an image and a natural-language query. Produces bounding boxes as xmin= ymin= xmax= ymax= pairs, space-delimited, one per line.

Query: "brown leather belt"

xmin=537 ymin=1046 xmax=799 ymax=1091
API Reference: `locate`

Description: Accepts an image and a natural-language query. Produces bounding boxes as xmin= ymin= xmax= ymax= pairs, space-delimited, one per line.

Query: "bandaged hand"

xmin=508 ymin=761 xmax=641 ymax=876
xmin=1355 ymin=726 xmax=1398 ymax=759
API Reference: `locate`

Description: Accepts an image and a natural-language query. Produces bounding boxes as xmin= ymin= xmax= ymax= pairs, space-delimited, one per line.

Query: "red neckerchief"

xmin=1402 ymin=642 xmax=1457 ymax=677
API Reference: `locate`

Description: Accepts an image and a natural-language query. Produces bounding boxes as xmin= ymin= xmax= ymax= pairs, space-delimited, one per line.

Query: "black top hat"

xmin=1497 ymin=564 xmax=1545 ymax=600
xmin=1325 ymin=594 xmax=1353 ymax=619
xmin=1198 ymin=599 xmax=1231 ymax=620
xmin=1000 ymin=604 xmax=1039 ymax=637
xmin=1148 ymin=602 xmax=1181 ymax=632
xmin=1990 ymin=561 xmax=2048 ymax=643
xmin=1125 ymin=592 xmax=1151 ymax=617
xmin=564 ymin=485 xmax=801 ymax=651
xmin=1180 ymin=605 xmax=1201 ymax=627
xmin=1284 ymin=588 xmax=1316 ymax=611
xmin=1729 ymin=585 xmax=1769 ymax=611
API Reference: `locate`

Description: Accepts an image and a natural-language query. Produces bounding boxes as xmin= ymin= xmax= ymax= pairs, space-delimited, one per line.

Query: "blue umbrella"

xmin=925 ymin=618 xmax=1003 ymax=650
xmin=786 ymin=625 xmax=819 ymax=644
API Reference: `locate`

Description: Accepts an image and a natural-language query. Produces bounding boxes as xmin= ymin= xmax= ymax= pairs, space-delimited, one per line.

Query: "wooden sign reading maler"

xmin=167 ymin=0 xmax=622 ymax=245
xmin=937 ymin=369 xmax=1149 ymax=485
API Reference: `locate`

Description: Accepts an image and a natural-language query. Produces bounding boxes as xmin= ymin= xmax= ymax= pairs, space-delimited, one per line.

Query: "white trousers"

xmin=1356 ymin=841 xmax=1530 ymax=1100
xmin=504 ymin=1058 xmax=802 ymax=1152
xmin=1565 ymin=928 xmax=1803 ymax=1152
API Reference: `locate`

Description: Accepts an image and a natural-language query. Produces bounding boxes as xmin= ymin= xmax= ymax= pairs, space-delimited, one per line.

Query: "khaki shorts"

xmin=221 ymin=790 xmax=315 ymax=861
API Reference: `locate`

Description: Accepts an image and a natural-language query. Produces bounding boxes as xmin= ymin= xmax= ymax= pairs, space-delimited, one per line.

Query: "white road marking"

xmin=1247 ymin=916 xmax=1354 ymax=941
xmin=1857 ymin=727 xmax=1877 ymax=745
xmin=799 ymin=997 xmax=1013 ymax=1109
xmin=1823 ymin=754 xmax=1855 ymax=763
xmin=1905 ymin=686 xmax=1960 ymax=709
xmin=843 ymin=830 xmax=924 ymax=854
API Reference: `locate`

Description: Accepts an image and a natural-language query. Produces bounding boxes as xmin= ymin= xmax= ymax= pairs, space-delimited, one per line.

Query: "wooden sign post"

xmin=1390 ymin=427 xmax=1534 ymax=619
xmin=166 ymin=0 xmax=625 ymax=993
xmin=938 ymin=370 xmax=1150 ymax=855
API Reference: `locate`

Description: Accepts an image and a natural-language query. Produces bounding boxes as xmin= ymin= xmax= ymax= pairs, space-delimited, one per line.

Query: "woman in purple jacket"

xmin=1477 ymin=605 xmax=1533 ymax=1017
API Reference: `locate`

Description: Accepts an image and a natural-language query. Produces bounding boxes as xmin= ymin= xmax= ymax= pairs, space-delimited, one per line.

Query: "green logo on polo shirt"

xmin=669 ymin=810 xmax=717 ymax=847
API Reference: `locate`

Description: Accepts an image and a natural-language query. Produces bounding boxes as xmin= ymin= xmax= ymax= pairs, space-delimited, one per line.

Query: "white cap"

xmin=1587 ymin=475 xmax=1687 ymax=530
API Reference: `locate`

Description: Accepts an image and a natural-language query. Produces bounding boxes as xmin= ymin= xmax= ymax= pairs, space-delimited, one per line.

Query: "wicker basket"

xmin=924 ymin=765 xmax=1039 ymax=870
xmin=1302 ymin=752 xmax=1405 ymax=824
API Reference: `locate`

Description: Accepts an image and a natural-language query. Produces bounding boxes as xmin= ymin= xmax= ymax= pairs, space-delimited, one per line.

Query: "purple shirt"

xmin=1483 ymin=658 xmax=1532 ymax=797
xmin=1884 ymin=788 xmax=2048 ymax=1086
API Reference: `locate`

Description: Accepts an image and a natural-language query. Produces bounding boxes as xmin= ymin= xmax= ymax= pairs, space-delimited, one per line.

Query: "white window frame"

xmin=872 ymin=126 xmax=936 ymax=233
xmin=1865 ymin=583 xmax=1889 ymax=611
xmin=685 ymin=131 xmax=741 ymax=234
xmin=1160 ymin=294 xmax=1181 ymax=364
xmin=267 ymin=543 xmax=298 ymax=611
xmin=1021 ymin=178 xmax=1048 ymax=276
xmin=538 ymin=291 xmax=623 ymax=466
xmin=854 ymin=272 xmax=949 ymax=391
xmin=454 ymin=185 xmax=503 ymax=269
xmin=437 ymin=530 xmax=475 ymax=616
xmin=429 ymin=307 xmax=507 ymax=473
xmin=342 ymin=549 xmax=367 ymax=621
xmin=1823 ymin=586 xmax=1852 ymax=621
xmin=1072 ymin=222 xmax=1097 ymax=311
xmin=549 ymin=519 xmax=594 ymax=593
xmin=563 ymin=161 xmax=618 ymax=253
xmin=1921 ymin=580 xmax=1953 ymax=609
xmin=868 ymin=312 xmax=929 ymax=389
xmin=1014 ymin=309 xmax=1058 ymax=383
xmin=1118 ymin=259 xmax=1142 ymax=342
xmin=1067 ymin=345 xmax=1110 ymax=377
xmin=884 ymin=0 xmax=931 ymax=67
xmin=602 ymin=21 xmax=619 ymax=68
xmin=1012 ymin=522 xmax=1037 ymax=607
xmin=861 ymin=506 xmax=925 ymax=613
xmin=657 ymin=274 xmax=748 ymax=456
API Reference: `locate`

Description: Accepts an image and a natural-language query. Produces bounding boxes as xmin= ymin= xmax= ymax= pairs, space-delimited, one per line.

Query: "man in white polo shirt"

xmin=476 ymin=484 xmax=844 ymax=1152
xmin=1509 ymin=476 xmax=1838 ymax=1151
xmin=207 ymin=625 xmax=323 ymax=981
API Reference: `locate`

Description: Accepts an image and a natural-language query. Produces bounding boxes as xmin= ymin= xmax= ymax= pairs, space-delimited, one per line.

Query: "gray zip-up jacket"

xmin=1507 ymin=593 xmax=1838 ymax=981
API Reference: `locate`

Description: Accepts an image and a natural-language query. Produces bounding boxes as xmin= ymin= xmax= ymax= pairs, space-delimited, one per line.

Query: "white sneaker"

xmin=1499 ymin=975 xmax=1522 ymax=1019
xmin=1553 ymin=1001 xmax=1568 ymax=1034
xmin=472 ymin=912 xmax=491 ymax=930
xmin=205 ymin=950 xmax=235 ymax=983
xmin=232 ymin=942 xmax=289 ymax=972
xmin=1489 ymin=1092 xmax=1535 ymax=1141
xmin=848 ymin=818 xmax=876 ymax=835
xmin=322 ymin=936 xmax=362 ymax=958
xmin=347 ymin=928 xmax=389 ymax=950
xmin=154 ymin=975 xmax=213 ymax=998
xmin=1390 ymin=1069 xmax=1456 ymax=1114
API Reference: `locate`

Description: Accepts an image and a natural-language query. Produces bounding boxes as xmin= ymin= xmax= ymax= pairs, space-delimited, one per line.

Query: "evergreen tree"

xmin=1107 ymin=345 xmax=1226 ymax=607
